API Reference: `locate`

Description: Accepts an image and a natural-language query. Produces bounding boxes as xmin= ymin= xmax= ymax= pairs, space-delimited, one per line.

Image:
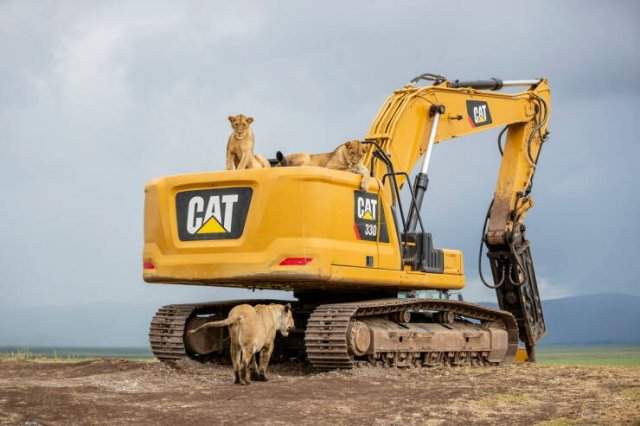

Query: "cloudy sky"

xmin=1 ymin=0 xmax=639 ymax=312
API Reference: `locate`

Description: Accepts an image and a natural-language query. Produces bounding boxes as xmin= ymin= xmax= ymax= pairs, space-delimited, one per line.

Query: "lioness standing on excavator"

xmin=189 ymin=303 xmax=294 ymax=385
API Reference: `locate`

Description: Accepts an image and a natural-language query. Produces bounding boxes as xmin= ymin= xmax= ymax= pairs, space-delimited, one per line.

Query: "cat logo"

xmin=353 ymin=191 xmax=389 ymax=243
xmin=466 ymin=100 xmax=493 ymax=127
xmin=176 ymin=188 xmax=252 ymax=241
xmin=186 ymin=194 xmax=237 ymax=234
xmin=357 ymin=196 xmax=377 ymax=221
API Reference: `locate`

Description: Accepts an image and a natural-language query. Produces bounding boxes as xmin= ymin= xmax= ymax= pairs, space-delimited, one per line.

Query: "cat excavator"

xmin=143 ymin=74 xmax=550 ymax=368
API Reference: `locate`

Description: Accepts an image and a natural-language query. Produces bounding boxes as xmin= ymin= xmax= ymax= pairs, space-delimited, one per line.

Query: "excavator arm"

xmin=363 ymin=76 xmax=551 ymax=359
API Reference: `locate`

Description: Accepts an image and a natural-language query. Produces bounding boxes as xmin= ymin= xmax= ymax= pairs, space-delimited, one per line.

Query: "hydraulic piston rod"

xmin=406 ymin=104 xmax=443 ymax=233
xmin=448 ymin=78 xmax=542 ymax=91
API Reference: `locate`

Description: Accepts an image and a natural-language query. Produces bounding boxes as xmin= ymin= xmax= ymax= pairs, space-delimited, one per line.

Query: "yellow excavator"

xmin=143 ymin=73 xmax=550 ymax=368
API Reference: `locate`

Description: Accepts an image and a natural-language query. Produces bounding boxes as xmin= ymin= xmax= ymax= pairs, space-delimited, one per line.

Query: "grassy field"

xmin=536 ymin=345 xmax=640 ymax=366
xmin=0 ymin=346 xmax=152 ymax=362
xmin=2 ymin=345 xmax=640 ymax=366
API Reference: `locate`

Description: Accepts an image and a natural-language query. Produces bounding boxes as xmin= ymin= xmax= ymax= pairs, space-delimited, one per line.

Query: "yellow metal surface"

xmin=364 ymin=80 xmax=551 ymax=245
xmin=143 ymin=166 xmax=464 ymax=292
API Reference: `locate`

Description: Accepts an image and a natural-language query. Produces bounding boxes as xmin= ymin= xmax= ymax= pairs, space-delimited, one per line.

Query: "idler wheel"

xmin=438 ymin=310 xmax=455 ymax=324
xmin=348 ymin=321 xmax=371 ymax=356
xmin=391 ymin=308 xmax=411 ymax=323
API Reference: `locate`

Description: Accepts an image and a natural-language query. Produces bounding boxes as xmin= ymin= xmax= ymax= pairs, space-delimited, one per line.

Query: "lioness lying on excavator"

xmin=277 ymin=139 xmax=371 ymax=190
xmin=188 ymin=303 xmax=294 ymax=385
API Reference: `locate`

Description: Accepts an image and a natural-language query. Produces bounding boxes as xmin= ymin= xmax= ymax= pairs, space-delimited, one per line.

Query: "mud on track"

xmin=1 ymin=359 xmax=639 ymax=425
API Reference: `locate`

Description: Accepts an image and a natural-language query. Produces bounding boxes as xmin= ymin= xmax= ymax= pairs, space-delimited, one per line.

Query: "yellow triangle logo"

xmin=362 ymin=211 xmax=374 ymax=221
xmin=197 ymin=216 xmax=227 ymax=234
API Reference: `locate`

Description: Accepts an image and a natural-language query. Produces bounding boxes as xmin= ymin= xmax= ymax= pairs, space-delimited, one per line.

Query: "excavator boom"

xmin=363 ymin=76 xmax=551 ymax=357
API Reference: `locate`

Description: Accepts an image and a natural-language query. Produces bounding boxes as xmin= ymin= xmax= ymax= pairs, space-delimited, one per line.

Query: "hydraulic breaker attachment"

xmin=486 ymin=226 xmax=546 ymax=361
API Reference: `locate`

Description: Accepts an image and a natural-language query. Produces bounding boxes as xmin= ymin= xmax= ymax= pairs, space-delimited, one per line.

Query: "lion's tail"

xmin=188 ymin=316 xmax=242 ymax=334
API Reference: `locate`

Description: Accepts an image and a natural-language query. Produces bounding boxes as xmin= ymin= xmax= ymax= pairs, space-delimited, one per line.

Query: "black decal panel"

xmin=466 ymin=100 xmax=493 ymax=127
xmin=353 ymin=190 xmax=389 ymax=243
xmin=176 ymin=188 xmax=252 ymax=241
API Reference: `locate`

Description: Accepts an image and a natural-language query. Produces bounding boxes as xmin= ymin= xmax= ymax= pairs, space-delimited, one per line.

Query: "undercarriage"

xmin=149 ymin=296 xmax=518 ymax=368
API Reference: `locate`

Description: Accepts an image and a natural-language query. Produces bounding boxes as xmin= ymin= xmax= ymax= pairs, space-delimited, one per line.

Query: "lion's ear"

xmin=247 ymin=117 xmax=254 ymax=124
xmin=228 ymin=116 xmax=235 ymax=123
xmin=345 ymin=140 xmax=354 ymax=150
xmin=284 ymin=303 xmax=291 ymax=312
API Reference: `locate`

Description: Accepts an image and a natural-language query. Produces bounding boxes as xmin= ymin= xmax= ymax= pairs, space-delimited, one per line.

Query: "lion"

xmin=226 ymin=114 xmax=270 ymax=170
xmin=280 ymin=140 xmax=371 ymax=189
xmin=188 ymin=303 xmax=294 ymax=385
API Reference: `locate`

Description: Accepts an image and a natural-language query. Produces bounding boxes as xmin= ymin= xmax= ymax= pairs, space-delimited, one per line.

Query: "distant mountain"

xmin=481 ymin=293 xmax=640 ymax=345
xmin=0 ymin=294 xmax=638 ymax=347
xmin=537 ymin=293 xmax=640 ymax=345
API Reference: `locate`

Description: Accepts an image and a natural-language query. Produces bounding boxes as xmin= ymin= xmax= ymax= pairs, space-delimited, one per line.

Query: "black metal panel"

xmin=403 ymin=232 xmax=444 ymax=273
xmin=176 ymin=187 xmax=252 ymax=241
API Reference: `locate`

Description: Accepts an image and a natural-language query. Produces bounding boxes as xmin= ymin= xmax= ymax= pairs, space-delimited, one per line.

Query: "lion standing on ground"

xmin=188 ymin=303 xmax=294 ymax=385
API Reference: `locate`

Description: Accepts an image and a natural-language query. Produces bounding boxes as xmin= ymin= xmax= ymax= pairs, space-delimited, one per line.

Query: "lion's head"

xmin=344 ymin=140 xmax=369 ymax=167
xmin=228 ymin=114 xmax=254 ymax=139
xmin=275 ymin=303 xmax=295 ymax=337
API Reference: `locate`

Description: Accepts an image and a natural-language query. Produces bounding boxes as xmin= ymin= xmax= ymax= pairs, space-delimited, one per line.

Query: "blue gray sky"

xmin=1 ymin=0 xmax=639 ymax=311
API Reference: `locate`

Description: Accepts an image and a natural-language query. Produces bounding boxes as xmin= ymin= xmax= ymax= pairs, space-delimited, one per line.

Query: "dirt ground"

xmin=0 ymin=359 xmax=639 ymax=425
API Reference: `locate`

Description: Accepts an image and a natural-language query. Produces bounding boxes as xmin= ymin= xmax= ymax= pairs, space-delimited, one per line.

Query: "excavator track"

xmin=149 ymin=304 xmax=195 ymax=362
xmin=151 ymin=298 xmax=518 ymax=368
xmin=305 ymin=298 xmax=518 ymax=369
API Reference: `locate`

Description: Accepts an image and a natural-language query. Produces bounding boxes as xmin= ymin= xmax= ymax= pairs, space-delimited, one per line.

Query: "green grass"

xmin=0 ymin=347 xmax=84 ymax=363
xmin=0 ymin=346 xmax=154 ymax=362
xmin=537 ymin=345 xmax=640 ymax=366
